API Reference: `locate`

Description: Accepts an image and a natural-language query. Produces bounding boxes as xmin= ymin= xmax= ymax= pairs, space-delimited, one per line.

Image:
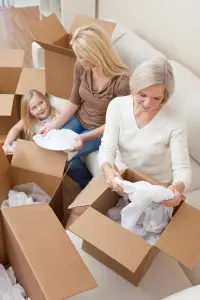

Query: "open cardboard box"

xmin=30 ymin=14 xmax=116 ymax=99
xmin=0 ymin=204 xmax=97 ymax=300
xmin=0 ymin=140 xmax=97 ymax=299
xmin=0 ymin=138 xmax=81 ymax=224
xmin=68 ymin=169 xmax=200 ymax=286
xmin=0 ymin=49 xmax=46 ymax=146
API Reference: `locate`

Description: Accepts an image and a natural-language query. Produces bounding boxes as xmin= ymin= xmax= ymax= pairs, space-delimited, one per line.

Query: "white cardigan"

xmin=98 ymin=95 xmax=192 ymax=190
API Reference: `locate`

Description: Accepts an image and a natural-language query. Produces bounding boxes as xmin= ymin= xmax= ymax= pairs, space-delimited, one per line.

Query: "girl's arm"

xmin=3 ymin=120 xmax=24 ymax=147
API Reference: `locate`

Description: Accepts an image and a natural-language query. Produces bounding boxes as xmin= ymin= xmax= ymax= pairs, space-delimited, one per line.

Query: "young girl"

xmin=3 ymin=89 xmax=59 ymax=155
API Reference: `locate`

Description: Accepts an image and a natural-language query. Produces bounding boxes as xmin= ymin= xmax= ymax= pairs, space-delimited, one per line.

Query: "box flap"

xmin=69 ymin=168 xmax=158 ymax=209
xmin=12 ymin=139 xmax=67 ymax=178
xmin=69 ymin=172 xmax=109 ymax=208
xmin=0 ymin=49 xmax=24 ymax=67
xmin=36 ymin=40 xmax=76 ymax=57
xmin=69 ymin=15 xmax=116 ymax=37
xmin=0 ymin=148 xmax=13 ymax=206
xmin=70 ymin=207 xmax=152 ymax=272
xmin=44 ymin=49 xmax=75 ymax=99
xmin=156 ymin=203 xmax=200 ymax=269
xmin=16 ymin=68 xmax=46 ymax=95
xmin=2 ymin=204 xmax=97 ymax=299
xmin=0 ymin=68 xmax=22 ymax=94
xmin=0 ymin=94 xmax=15 ymax=116
xmin=0 ymin=134 xmax=6 ymax=145
xmin=0 ymin=214 xmax=6 ymax=264
xmin=0 ymin=147 xmax=10 ymax=181
xmin=30 ymin=13 xmax=66 ymax=45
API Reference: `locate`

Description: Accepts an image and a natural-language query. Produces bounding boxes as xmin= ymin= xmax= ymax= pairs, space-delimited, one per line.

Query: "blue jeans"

xmin=62 ymin=116 xmax=101 ymax=188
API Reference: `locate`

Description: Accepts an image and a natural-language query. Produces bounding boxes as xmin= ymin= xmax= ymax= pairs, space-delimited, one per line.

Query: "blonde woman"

xmin=3 ymin=89 xmax=60 ymax=155
xmin=42 ymin=24 xmax=130 ymax=188
xmin=99 ymin=57 xmax=192 ymax=207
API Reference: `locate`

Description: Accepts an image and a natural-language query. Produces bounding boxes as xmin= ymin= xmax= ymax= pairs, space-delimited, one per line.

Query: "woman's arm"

xmin=98 ymin=100 xmax=120 ymax=169
xmin=169 ymin=123 xmax=192 ymax=192
xmin=53 ymin=102 xmax=79 ymax=129
xmin=3 ymin=120 xmax=24 ymax=152
xmin=81 ymin=125 xmax=104 ymax=141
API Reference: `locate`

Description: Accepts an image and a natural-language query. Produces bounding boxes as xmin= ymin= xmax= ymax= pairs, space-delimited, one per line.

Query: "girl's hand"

xmin=162 ymin=185 xmax=182 ymax=207
xmin=2 ymin=145 xmax=14 ymax=156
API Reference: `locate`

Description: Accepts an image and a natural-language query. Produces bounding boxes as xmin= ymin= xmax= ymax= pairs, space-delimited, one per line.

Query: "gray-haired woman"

xmin=99 ymin=57 xmax=192 ymax=207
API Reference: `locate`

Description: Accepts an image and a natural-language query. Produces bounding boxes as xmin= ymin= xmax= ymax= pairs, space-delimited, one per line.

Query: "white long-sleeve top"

xmin=98 ymin=95 xmax=192 ymax=190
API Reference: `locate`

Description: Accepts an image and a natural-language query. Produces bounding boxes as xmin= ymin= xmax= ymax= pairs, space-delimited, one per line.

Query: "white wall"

xmin=97 ymin=0 xmax=200 ymax=77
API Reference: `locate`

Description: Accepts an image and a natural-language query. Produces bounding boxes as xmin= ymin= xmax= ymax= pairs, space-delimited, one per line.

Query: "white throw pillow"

xmin=112 ymin=24 xmax=165 ymax=73
xmin=168 ymin=60 xmax=200 ymax=165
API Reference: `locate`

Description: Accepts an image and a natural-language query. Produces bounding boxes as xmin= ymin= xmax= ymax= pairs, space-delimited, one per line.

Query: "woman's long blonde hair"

xmin=21 ymin=89 xmax=56 ymax=139
xmin=70 ymin=24 xmax=130 ymax=78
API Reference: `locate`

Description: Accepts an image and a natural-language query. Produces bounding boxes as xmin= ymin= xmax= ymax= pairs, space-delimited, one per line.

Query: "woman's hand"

xmin=72 ymin=135 xmax=84 ymax=152
xmin=102 ymin=163 xmax=123 ymax=193
xmin=162 ymin=185 xmax=182 ymax=207
xmin=40 ymin=122 xmax=57 ymax=136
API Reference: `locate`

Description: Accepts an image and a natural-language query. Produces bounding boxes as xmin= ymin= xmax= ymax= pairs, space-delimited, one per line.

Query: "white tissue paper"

xmin=0 ymin=264 xmax=30 ymax=300
xmin=2 ymin=183 xmax=50 ymax=207
xmin=33 ymin=129 xmax=78 ymax=161
xmin=112 ymin=177 xmax=174 ymax=245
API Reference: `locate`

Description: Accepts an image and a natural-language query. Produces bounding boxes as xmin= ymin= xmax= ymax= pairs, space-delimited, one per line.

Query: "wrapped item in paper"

xmin=2 ymin=183 xmax=51 ymax=208
xmin=0 ymin=264 xmax=30 ymax=299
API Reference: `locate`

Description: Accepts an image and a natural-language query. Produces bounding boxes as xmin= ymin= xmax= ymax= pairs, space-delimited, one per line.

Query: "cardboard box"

xmin=0 ymin=141 xmax=97 ymax=299
xmin=0 ymin=138 xmax=79 ymax=223
xmin=0 ymin=49 xmax=46 ymax=145
xmin=69 ymin=169 xmax=200 ymax=286
xmin=0 ymin=205 xmax=97 ymax=300
xmin=30 ymin=14 xmax=116 ymax=99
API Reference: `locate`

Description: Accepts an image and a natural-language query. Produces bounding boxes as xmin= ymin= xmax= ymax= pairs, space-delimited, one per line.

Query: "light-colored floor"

xmin=66 ymin=231 xmax=192 ymax=300
xmin=0 ymin=6 xmax=39 ymax=66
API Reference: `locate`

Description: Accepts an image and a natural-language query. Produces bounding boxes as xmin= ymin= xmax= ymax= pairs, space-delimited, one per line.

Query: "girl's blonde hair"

xmin=21 ymin=89 xmax=56 ymax=139
xmin=130 ymin=57 xmax=174 ymax=103
xmin=70 ymin=24 xmax=130 ymax=78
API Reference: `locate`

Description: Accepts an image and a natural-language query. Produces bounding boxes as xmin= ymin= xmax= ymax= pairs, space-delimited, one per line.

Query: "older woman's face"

xmin=134 ymin=84 xmax=165 ymax=113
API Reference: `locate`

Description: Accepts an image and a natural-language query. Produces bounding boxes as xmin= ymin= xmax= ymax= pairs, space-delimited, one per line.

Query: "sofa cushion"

xmin=168 ymin=60 xmax=200 ymax=165
xmin=188 ymin=157 xmax=200 ymax=192
xmin=112 ymin=24 xmax=165 ymax=73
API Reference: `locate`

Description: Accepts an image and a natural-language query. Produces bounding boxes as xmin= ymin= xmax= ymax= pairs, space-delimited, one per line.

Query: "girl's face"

xmin=29 ymin=95 xmax=50 ymax=120
xmin=134 ymin=84 xmax=165 ymax=113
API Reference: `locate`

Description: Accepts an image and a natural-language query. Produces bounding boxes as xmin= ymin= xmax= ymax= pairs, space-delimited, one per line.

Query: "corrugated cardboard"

xmin=0 ymin=50 xmax=46 ymax=144
xmin=70 ymin=169 xmax=200 ymax=285
xmin=0 ymin=139 xmax=76 ymax=222
xmin=16 ymin=68 xmax=46 ymax=95
xmin=30 ymin=14 xmax=116 ymax=99
xmin=0 ymin=204 xmax=97 ymax=300
xmin=0 ymin=141 xmax=97 ymax=299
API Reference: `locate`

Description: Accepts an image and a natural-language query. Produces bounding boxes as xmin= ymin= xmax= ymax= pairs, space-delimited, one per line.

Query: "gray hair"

xmin=130 ymin=57 xmax=174 ymax=103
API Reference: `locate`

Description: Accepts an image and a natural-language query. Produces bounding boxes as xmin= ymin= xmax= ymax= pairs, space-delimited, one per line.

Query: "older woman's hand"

xmin=102 ymin=164 xmax=123 ymax=193
xmin=161 ymin=185 xmax=182 ymax=207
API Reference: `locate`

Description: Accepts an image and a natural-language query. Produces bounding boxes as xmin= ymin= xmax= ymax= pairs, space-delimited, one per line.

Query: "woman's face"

xmin=134 ymin=84 xmax=165 ymax=113
xmin=78 ymin=57 xmax=96 ymax=69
